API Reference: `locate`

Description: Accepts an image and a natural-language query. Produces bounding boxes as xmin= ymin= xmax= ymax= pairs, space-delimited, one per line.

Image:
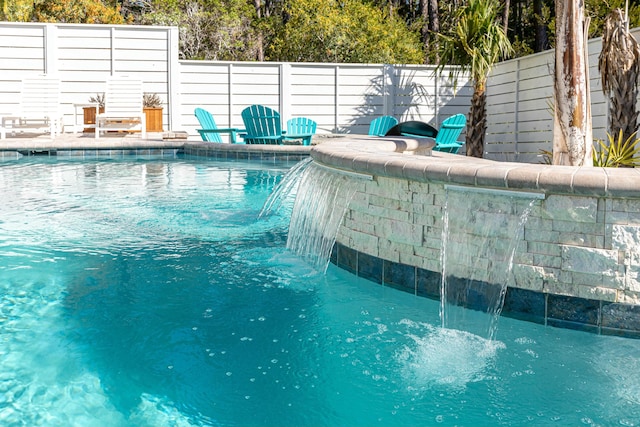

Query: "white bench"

xmin=95 ymin=76 xmax=146 ymax=139
xmin=1 ymin=76 xmax=63 ymax=139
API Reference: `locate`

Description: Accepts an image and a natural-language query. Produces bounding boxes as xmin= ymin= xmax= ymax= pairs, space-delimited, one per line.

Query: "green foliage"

xmin=593 ymin=130 xmax=640 ymax=167
xmin=138 ymin=0 xmax=258 ymax=60
xmin=1 ymin=0 xmax=33 ymax=21
xmin=267 ymin=0 xmax=424 ymax=64
xmin=435 ymin=0 xmax=513 ymax=90
xmin=586 ymin=0 xmax=640 ymax=38
xmin=32 ymin=0 xmax=126 ymax=24
xmin=539 ymin=149 xmax=553 ymax=165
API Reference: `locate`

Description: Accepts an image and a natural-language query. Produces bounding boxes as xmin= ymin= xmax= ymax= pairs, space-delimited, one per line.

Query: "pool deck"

xmin=0 ymin=131 xmax=314 ymax=161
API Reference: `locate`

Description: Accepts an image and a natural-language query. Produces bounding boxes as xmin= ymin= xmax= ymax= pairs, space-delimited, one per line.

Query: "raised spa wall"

xmin=310 ymin=135 xmax=640 ymax=339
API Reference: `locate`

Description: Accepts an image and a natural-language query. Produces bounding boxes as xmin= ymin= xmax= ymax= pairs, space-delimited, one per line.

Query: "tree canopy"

xmin=3 ymin=0 xmax=640 ymax=63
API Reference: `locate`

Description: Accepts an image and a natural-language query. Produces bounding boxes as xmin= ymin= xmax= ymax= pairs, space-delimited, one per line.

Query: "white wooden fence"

xmin=0 ymin=21 xmax=637 ymax=162
xmin=485 ymin=28 xmax=640 ymax=162
xmin=0 ymin=21 xmax=471 ymax=143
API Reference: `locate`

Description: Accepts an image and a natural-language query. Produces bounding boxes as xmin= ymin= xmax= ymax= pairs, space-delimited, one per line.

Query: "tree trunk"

xmin=552 ymin=0 xmax=592 ymax=166
xmin=421 ymin=0 xmax=439 ymax=63
xmin=599 ymin=9 xmax=640 ymax=143
xmin=502 ymin=0 xmax=510 ymax=33
xmin=253 ymin=0 xmax=264 ymax=61
xmin=466 ymin=86 xmax=486 ymax=158
xmin=533 ymin=0 xmax=548 ymax=52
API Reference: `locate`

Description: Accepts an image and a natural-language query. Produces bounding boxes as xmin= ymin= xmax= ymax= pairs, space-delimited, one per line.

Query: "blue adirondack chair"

xmin=284 ymin=117 xmax=317 ymax=146
xmin=432 ymin=114 xmax=466 ymax=154
xmin=368 ymin=116 xmax=398 ymax=136
xmin=194 ymin=108 xmax=244 ymax=143
xmin=240 ymin=105 xmax=284 ymax=144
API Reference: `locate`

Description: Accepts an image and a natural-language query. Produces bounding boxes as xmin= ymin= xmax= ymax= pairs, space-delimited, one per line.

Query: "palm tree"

xmin=599 ymin=7 xmax=640 ymax=144
xmin=552 ymin=0 xmax=592 ymax=166
xmin=435 ymin=0 xmax=513 ymax=158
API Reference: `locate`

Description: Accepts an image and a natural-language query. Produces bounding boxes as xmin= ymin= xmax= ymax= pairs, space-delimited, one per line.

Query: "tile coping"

xmin=310 ymin=135 xmax=640 ymax=198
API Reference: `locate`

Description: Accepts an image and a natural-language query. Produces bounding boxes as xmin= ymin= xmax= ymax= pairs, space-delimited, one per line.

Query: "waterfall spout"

xmin=286 ymin=163 xmax=367 ymax=272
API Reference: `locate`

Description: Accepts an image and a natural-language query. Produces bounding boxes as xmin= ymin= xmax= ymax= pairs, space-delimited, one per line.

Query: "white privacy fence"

xmin=0 ymin=21 xmax=471 ymax=143
xmin=0 ymin=21 xmax=636 ymax=162
xmin=177 ymin=61 xmax=471 ymax=138
xmin=485 ymin=28 xmax=640 ymax=163
xmin=0 ymin=22 xmax=181 ymax=129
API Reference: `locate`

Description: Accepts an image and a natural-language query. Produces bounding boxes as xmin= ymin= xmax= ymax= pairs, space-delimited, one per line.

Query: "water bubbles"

xmin=397 ymin=326 xmax=505 ymax=392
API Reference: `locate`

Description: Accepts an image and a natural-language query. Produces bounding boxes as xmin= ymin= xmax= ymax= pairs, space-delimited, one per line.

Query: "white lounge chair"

xmin=95 ymin=76 xmax=146 ymax=139
xmin=1 ymin=76 xmax=63 ymax=139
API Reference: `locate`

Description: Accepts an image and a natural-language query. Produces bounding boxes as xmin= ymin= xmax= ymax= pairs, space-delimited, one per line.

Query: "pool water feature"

xmin=1 ymin=157 xmax=640 ymax=426
xmin=441 ymin=186 xmax=540 ymax=340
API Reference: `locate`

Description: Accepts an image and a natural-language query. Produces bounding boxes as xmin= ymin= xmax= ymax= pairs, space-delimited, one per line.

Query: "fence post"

xmin=167 ymin=26 xmax=180 ymax=132
xmin=43 ymin=24 xmax=58 ymax=75
xmin=335 ymin=66 xmax=340 ymax=133
xmin=280 ymin=63 xmax=291 ymax=122
xmin=514 ymin=58 xmax=520 ymax=160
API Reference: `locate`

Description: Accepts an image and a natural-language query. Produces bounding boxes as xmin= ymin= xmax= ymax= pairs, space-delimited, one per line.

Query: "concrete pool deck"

xmin=4 ymin=132 xmax=640 ymax=337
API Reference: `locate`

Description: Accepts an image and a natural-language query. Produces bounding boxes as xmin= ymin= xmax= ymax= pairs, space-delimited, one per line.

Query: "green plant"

xmin=143 ymin=93 xmax=162 ymax=108
xmin=593 ymin=130 xmax=640 ymax=167
xmin=88 ymin=92 xmax=105 ymax=109
xmin=539 ymin=149 xmax=553 ymax=164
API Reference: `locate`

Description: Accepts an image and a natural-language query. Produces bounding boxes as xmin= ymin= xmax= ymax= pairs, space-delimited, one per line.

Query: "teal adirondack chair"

xmin=284 ymin=117 xmax=317 ymax=146
xmin=241 ymin=105 xmax=284 ymax=144
xmin=368 ymin=116 xmax=398 ymax=137
xmin=194 ymin=108 xmax=244 ymax=143
xmin=432 ymin=114 xmax=466 ymax=154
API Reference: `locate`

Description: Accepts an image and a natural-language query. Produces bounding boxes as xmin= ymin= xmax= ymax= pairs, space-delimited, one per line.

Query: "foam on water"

xmin=397 ymin=321 xmax=505 ymax=392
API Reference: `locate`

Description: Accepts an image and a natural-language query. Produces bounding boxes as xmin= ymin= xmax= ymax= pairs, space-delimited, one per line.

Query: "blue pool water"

xmin=1 ymin=157 xmax=640 ymax=427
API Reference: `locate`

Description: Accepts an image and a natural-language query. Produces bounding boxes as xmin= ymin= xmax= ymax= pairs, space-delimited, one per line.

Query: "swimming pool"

xmin=1 ymin=156 xmax=639 ymax=426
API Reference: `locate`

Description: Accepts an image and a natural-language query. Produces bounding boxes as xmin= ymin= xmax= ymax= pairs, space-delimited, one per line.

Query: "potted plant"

xmin=83 ymin=93 xmax=105 ymax=133
xmin=143 ymin=92 xmax=163 ymax=132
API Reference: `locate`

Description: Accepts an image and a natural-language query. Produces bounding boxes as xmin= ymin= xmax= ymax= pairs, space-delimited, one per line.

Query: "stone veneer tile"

xmin=561 ymin=245 xmax=618 ymax=275
xmin=383 ymin=260 xmax=416 ymax=293
xmin=547 ymin=294 xmax=600 ymax=325
xmin=358 ymin=252 xmax=383 ymax=284
xmin=544 ymin=195 xmax=598 ymax=222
